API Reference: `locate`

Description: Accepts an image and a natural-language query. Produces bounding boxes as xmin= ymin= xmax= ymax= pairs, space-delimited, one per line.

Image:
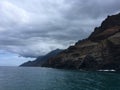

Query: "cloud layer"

xmin=0 ymin=0 xmax=120 ymax=57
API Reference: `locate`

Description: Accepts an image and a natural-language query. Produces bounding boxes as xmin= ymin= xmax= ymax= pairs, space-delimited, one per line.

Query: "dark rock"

xmin=80 ymin=55 xmax=98 ymax=70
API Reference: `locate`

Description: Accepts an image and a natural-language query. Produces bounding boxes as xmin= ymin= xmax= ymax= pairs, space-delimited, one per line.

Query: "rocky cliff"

xmin=20 ymin=49 xmax=63 ymax=67
xmin=43 ymin=13 xmax=120 ymax=71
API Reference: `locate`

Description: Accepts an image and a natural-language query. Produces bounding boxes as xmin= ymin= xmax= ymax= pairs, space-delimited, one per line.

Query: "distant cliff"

xmin=43 ymin=13 xmax=120 ymax=71
xmin=20 ymin=49 xmax=63 ymax=67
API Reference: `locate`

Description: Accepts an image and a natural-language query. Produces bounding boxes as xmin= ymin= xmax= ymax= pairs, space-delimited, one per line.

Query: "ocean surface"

xmin=0 ymin=67 xmax=120 ymax=90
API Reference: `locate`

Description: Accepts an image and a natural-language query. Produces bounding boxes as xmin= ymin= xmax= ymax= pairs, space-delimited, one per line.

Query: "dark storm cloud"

xmin=0 ymin=0 xmax=120 ymax=57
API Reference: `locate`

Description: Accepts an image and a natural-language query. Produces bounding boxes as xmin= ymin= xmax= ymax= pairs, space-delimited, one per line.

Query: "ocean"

xmin=0 ymin=66 xmax=120 ymax=90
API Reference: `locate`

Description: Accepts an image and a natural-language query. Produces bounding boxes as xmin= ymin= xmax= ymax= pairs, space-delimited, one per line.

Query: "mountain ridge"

xmin=42 ymin=13 xmax=120 ymax=71
xmin=20 ymin=49 xmax=63 ymax=67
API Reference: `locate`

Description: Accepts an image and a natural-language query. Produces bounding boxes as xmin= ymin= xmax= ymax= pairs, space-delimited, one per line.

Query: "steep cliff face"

xmin=89 ymin=13 xmax=120 ymax=41
xmin=43 ymin=13 xmax=120 ymax=71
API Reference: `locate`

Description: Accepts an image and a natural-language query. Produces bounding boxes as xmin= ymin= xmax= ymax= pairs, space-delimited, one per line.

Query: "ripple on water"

xmin=0 ymin=67 xmax=120 ymax=90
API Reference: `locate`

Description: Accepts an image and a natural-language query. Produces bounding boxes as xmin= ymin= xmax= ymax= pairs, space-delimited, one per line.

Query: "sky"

xmin=0 ymin=0 xmax=120 ymax=66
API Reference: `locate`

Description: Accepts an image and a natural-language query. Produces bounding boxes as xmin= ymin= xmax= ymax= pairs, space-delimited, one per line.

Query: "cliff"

xmin=20 ymin=49 xmax=63 ymax=67
xmin=43 ymin=13 xmax=120 ymax=71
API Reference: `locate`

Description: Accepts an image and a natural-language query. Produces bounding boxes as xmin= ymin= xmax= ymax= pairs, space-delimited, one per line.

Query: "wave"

xmin=98 ymin=69 xmax=116 ymax=72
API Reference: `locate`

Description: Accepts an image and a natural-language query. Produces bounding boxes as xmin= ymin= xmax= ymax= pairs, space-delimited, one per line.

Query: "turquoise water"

xmin=0 ymin=67 xmax=120 ymax=90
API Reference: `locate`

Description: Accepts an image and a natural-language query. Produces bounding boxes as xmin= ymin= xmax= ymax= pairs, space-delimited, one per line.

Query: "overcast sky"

xmin=0 ymin=0 xmax=120 ymax=66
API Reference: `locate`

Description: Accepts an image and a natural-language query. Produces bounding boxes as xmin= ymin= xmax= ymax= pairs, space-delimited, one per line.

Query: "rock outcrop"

xmin=43 ymin=13 xmax=120 ymax=71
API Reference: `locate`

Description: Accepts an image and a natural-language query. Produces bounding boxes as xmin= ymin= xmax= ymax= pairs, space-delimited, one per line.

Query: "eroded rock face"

xmin=43 ymin=13 xmax=120 ymax=71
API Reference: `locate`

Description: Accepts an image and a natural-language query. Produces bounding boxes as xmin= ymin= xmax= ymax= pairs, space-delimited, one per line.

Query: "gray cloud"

xmin=0 ymin=0 xmax=120 ymax=57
